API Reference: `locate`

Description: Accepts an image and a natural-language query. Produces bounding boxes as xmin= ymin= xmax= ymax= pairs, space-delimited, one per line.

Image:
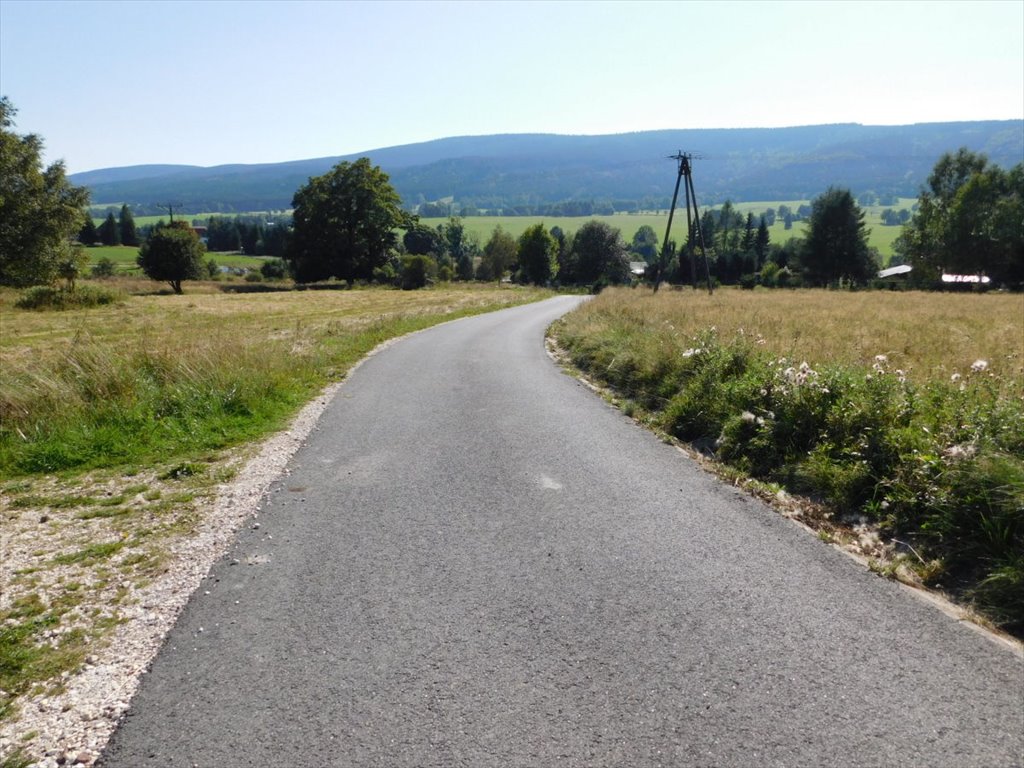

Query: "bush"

xmin=260 ymin=258 xmax=289 ymax=280
xmin=14 ymin=285 xmax=123 ymax=311
xmin=373 ymin=262 xmax=398 ymax=286
xmin=401 ymin=254 xmax=435 ymax=290
xmin=90 ymin=257 xmax=116 ymax=279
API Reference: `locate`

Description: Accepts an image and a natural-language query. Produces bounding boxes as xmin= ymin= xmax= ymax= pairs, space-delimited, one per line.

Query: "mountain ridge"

xmin=73 ymin=121 xmax=1024 ymax=213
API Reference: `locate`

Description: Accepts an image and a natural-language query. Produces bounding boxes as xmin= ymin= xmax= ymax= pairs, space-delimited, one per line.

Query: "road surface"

xmin=100 ymin=296 xmax=1023 ymax=767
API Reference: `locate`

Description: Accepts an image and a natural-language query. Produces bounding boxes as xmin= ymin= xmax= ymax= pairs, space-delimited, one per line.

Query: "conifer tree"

xmin=79 ymin=216 xmax=99 ymax=246
xmin=119 ymin=204 xmax=139 ymax=246
xmin=98 ymin=211 xmax=121 ymax=246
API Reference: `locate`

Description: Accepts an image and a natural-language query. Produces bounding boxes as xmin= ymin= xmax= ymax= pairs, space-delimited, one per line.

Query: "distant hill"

xmin=73 ymin=121 xmax=1024 ymax=214
xmin=71 ymin=164 xmax=202 ymax=186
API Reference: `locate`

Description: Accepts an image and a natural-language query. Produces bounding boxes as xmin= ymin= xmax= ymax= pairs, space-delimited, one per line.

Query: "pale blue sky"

xmin=2 ymin=0 xmax=1022 ymax=174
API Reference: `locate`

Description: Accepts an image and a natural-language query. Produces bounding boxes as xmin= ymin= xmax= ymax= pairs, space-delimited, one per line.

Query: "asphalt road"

xmin=100 ymin=295 xmax=1023 ymax=767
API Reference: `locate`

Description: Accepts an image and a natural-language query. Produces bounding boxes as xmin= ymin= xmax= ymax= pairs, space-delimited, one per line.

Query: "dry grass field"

xmin=569 ymin=286 xmax=1024 ymax=390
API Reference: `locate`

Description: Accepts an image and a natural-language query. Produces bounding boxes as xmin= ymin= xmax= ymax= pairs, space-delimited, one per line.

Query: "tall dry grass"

xmin=569 ymin=286 xmax=1024 ymax=389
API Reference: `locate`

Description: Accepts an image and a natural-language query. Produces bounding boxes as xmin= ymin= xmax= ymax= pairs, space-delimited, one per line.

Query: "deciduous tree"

xmin=288 ymin=158 xmax=412 ymax=284
xmin=0 ymin=97 xmax=90 ymax=286
xmin=570 ymin=220 xmax=630 ymax=286
xmin=516 ymin=224 xmax=557 ymax=285
xmin=403 ymin=223 xmax=442 ymax=256
xmin=896 ymin=149 xmax=1023 ymax=285
xmin=136 ymin=221 xmax=205 ymax=294
xmin=630 ymin=225 xmax=659 ymax=264
xmin=477 ymin=226 xmax=516 ymax=282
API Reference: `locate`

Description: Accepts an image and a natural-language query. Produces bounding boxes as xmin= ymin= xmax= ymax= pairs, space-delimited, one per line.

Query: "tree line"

xmin=1 ymin=94 xmax=1021 ymax=294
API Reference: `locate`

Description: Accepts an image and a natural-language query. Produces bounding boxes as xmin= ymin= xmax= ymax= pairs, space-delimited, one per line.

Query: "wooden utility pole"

xmin=654 ymin=152 xmax=713 ymax=294
xmin=158 ymin=202 xmax=183 ymax=224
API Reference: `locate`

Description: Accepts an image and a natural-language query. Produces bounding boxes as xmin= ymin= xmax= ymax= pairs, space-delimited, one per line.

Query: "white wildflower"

xmin=950 ymin=373 xmax=961 ymax=383
xmin=942 ymin=443 xmax=977 ymax=462
xmin=971 ymin=359 xmax=989 ymax=373
xmin=874 ymin=354 xmax=888 ymax=364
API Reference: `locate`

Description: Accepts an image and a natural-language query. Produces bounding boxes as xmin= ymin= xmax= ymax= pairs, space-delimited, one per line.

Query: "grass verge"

xmin=552 ymin=286 xmax=1024 ymax=633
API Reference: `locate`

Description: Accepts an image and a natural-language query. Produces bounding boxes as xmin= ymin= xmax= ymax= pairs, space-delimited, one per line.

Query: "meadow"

xmin=82 ymin=245 xmax=273 ymax=274
xmin=552 ymin=286 xmax=1024 ymax=631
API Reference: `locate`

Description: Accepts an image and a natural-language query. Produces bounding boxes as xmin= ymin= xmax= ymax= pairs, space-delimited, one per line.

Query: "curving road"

xmin=101 ymin=296 xmax=1023 ymax=767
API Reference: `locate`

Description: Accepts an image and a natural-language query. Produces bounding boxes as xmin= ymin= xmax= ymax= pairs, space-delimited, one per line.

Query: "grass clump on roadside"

xmin=0 ymin=593 xmax=90 ymax=722
xmin=553 ymin=286 xmax=1024 ymax=632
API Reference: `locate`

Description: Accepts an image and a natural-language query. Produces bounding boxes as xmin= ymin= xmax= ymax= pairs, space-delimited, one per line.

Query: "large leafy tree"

xmin=403 ymin=222 xmax=442 ymax=256
xmin=0 ymin=96 xmax=90 ymax=286
xmin=439 ymin=217 xmax=476 ymax=281
xmin=630 ymin=225 xmax=659 ymax=264
xmin=551 ymin=225 xmax=576 ymax=283
xmin=896 ymin=149 xmax=1023 ymax=285
xmin=136 ymin=221 xmax=205 ymax=294
xmin=476 ymin=226 xmax=517 ymax=282
xmin=799 ymin=187 xmax=877 ymax=286
xmin=570 ymin=220 xmax=630 ymax=286
xmin=516 ymin=223 xmax=557 ymax=285
xmin=288 ymin=158 xmax=411 ymax=284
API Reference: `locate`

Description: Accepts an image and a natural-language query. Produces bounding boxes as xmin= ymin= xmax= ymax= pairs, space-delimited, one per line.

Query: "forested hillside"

xmin=73 ymin=121 xmax=1024 ymax=214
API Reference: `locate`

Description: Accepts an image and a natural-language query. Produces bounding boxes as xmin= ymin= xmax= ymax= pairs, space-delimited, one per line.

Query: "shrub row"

xmin=14 ymin=285 xmax=124 ymax=310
